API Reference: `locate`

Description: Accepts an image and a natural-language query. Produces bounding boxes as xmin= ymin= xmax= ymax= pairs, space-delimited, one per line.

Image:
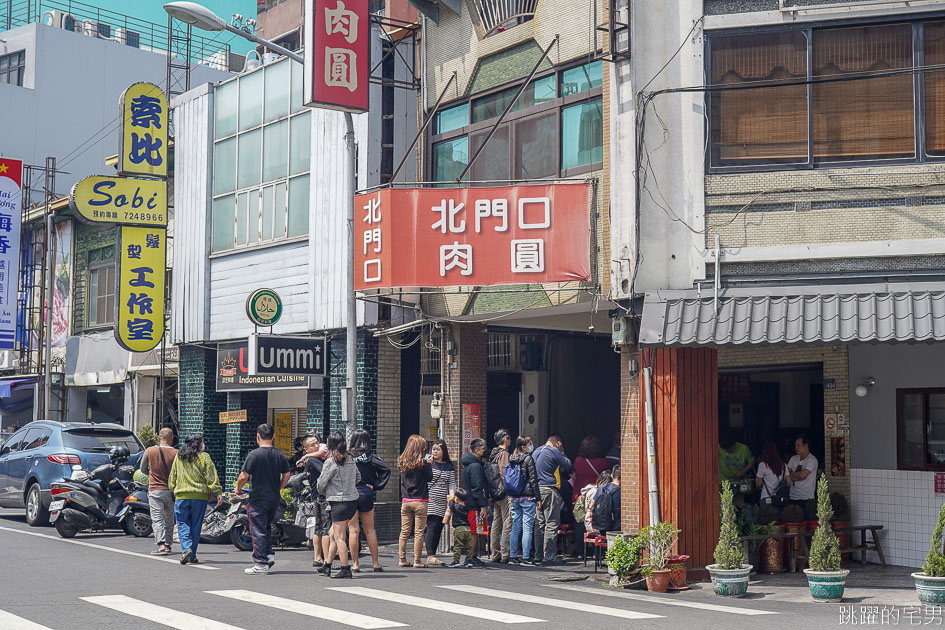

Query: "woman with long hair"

xmin=398 ymin=434 xmax=433 ymax=567
xmin=315 ymin=430 xmax=360 ymax=579
xmin=347 ymin=429 xmax=390 ymax=572
xmin=424 ymin=439 xmax=455 ymax=565
xmin=167 ymin=434 xmax=222 ymax=565
xmin=756 ymin=441 xmax=791 ymax=507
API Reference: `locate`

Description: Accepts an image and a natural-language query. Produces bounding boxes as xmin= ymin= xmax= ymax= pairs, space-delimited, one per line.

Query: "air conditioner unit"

xmin=82 ymin=20 xmax=112 ymax=39
xmin=63 ymin=13 xmax=80 ymax=32
xmin=0 ymin=351 xmax=20 ymax=370
xmin=115 ymin=27 xmax=140 ymax=48
xmin=42 ymin=10 xmax=80 ymax=31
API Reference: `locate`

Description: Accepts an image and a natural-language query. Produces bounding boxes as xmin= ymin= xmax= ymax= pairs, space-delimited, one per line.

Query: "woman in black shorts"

xmin=348 ymin=429 xmax=390 ymax=572
xmin=315 ymin=430 xmax=360 ymax=579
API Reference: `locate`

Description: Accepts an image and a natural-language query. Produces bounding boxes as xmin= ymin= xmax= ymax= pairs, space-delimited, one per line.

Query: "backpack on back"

xmin=503 ymin=459 xmax=526 ymax=496
xmin=485 ymin=453 xmax=507 ymax=500
xmin=591 ymin=485 xmax=618 ymax=532
xmin=573 ymin=492 xmax=588 ymax=524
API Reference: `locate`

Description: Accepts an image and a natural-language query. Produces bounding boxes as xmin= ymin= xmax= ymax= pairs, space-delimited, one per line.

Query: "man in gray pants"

xmin=140 ymin=428 xmax=178 ymax=555
xmin=532 ymin=433 xmax=572 ymax=565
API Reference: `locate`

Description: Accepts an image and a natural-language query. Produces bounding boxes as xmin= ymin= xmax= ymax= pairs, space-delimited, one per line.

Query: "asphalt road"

xmin=0 ymin=508 xmax=849 ymax=630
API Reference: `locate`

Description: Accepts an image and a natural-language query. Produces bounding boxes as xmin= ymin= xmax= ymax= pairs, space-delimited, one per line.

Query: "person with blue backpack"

xmin=506 ymin=436 xmax=541 ymax=565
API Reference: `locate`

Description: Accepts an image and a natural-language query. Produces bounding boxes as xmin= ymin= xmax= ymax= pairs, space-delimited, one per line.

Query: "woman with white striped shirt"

xmin=424 ymin=439 xmax=456 ymax=565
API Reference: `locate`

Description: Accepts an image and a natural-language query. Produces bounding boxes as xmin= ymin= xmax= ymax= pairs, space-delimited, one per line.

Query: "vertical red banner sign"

xmin=304 ymin=0 xmax=369 ymax=112
xmin=462 ymin=403 xmax=481 ymax=454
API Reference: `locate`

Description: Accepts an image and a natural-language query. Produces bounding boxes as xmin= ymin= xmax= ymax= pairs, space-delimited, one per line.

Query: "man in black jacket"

xmin=460 ymin=438 xmax=490 ymax=565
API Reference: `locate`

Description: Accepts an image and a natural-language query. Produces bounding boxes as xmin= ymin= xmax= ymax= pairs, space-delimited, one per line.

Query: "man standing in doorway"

xmin=235 ymin=424 xmax=291 ymax=575
xmin=533 ymin=433 xmax=572 ymax=566
xmin=140 ymin=428 xmax=178 ymax=555
xmin=787 ymin=433 xmax=819 ymax=517
xmin=489 ymin=429 xmax=513 ymax=564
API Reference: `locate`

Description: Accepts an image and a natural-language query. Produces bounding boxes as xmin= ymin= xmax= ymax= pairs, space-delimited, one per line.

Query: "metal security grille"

xmin=420 ymin=329 xmax=441 ymax=375
xmin=468 ymin=0 xmax=538 ymax=37
xmin=487 ymin=333 xmax=514 ymax=369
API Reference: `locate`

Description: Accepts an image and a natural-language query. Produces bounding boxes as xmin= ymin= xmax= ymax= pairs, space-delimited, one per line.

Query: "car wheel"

xmin=55 ymin=517 xmax=77 ymax=538
xmin=25 ymin=483 xmax=49 ymax=527
xmin=230 ymin=517 xmax=253 ymax=551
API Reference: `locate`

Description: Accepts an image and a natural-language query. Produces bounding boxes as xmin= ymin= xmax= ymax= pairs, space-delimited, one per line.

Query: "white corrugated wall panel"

xmin=209 ymin=241 xmax=311 ymax=340
xmin=308 ymin=108 xmax=369 ymax=332
xmin=171 ymin=86 xmax=213 ymax=344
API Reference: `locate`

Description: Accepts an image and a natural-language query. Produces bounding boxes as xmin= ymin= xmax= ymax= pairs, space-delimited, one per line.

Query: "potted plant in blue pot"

xmin=707 ymin=484 xmax=752 ymax=597
xmin=913 ymin=501 xmax=945 ymax=604
xmin=804 ymin=476 xmax=849 ymax=602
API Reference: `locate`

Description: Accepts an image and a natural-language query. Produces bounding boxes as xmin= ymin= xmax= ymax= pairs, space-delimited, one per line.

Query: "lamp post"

xmin=164 ymin=2 xmax=359 ymax=434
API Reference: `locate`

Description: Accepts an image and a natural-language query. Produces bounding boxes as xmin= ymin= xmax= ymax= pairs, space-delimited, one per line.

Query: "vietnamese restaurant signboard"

xmin=353 ymin=183 xmax=591 ymax=290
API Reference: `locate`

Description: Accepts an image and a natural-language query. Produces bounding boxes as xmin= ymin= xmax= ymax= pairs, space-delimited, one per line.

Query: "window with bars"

xmin=487 ymin=333 xmax=516 ymax=369
xmin=212 ymin=58 xmax=311 ymax=253
xmin=420 ymin=329 xmax=441 ymax=375
xmin=431 ymin=60 xmax=603 ymax=181
xmin=707 ymin=20 xmax=945 ymax=170
xmin=0 ymin=51 xmax=25 ymax=86
xmin=88 ymin=263 xmax=115 ymax=327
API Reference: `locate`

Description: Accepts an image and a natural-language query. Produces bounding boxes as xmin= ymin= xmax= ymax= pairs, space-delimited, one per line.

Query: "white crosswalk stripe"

xmin=328 ymin=586 xmax=545 ymax=624
xmin=208 ymin=589 xmax=407 ymax=629
xmin=544 ymin=583 xmax=778 ymax=616
xmin=0 ymin=609 xmax=56 ymax=630
xmin=438 ymin=585 xmax=664 ymax=620
xmin=81 ymin=595 xmax=246 ymax=630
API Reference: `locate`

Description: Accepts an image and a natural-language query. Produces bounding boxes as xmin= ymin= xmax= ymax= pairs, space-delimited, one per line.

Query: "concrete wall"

xmin=848 ymin=342 xmax=945 ymax=470
xmin=0 ymin=23 xmax=229 ymax=198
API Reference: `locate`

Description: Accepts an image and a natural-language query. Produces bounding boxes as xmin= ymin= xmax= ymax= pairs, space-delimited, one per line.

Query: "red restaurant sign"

xmin=354 ymin=183 xmax=591 ymax=290
xmin=303 ymin=0 xmax=369 ymax=113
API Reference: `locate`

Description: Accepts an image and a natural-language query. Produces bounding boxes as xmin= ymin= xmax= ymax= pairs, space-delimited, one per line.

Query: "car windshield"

xmin=61 ymin=429 xmax=142 ymax=454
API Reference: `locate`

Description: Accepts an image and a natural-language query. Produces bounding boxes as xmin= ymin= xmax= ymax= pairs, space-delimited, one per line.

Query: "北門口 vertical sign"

xmin=118 ymin=83 xmax=168 ymax=178
xmin=0 ymin=158 xmax=21 ymax=350
xmin=115 ymin=227 xmax=166 ymax=352
xmin=304 ymin=0 xmax=369 ymax=113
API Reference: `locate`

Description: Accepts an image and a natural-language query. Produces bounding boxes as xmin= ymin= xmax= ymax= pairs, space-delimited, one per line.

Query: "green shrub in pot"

xmin=804 ymin=476 xmax=849 ymax=602
xmin=914 ymin=501 xmax=945 ymax=604
xmin=605 ymin=535 xmax=642 ymax=584
xmin=707 ymin=485 xmax=751 ymax=597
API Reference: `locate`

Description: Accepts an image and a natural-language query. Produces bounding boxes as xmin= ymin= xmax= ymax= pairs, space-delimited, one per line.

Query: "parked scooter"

xmin=49 ymin=446 xmax=152 ymax=538
xmin=223 ymin=474 xmax=311 ymax=551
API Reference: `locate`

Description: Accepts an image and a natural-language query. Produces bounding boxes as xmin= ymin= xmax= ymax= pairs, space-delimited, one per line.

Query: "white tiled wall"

xmin=851 ymin=468 xmax=945 ymax=568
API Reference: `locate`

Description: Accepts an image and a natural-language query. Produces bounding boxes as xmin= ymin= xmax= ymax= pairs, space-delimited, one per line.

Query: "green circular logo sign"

xmin=246 ymin=288 xmax=282 ymax=326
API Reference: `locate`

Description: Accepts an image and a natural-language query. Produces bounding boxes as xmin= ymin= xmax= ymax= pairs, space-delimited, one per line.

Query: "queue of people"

xmin=141 ymin=425 xmax=622 ymax=573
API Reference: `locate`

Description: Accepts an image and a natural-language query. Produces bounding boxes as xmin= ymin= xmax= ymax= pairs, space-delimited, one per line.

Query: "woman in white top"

xmin=755 ymin=441 xmax=791 ymax=505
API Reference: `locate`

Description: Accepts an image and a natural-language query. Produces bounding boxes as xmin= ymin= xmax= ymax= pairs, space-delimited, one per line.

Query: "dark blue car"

xmin=0 ymin=421 xmax=143 ymax=526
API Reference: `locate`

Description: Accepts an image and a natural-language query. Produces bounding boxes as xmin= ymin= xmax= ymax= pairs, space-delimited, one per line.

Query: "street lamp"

xmin=164 ymin=2 xmax=359 ymax=435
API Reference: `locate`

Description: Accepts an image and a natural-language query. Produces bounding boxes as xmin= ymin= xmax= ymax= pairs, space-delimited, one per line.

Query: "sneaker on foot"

xmin=521 ymin=558 xmax=535 ymax=566
xmin=266 ymin=554 xmax=275 ymax=568
xmin=447 ymin=561 xmax=466 ymax=568
xmin=244 ymin=564 xmax=270 ymax=575
xmin=469 ymin=556 xmax=485 ymax=566
xmin=331 ymin=566 xmax=353 ymax=579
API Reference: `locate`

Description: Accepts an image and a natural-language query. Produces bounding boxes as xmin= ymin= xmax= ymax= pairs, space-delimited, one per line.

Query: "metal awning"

xmin=639 ymin=282 xmax=945 ymax=346
xmin=0 ymin=376 xmax=38 ymax=399
xmin=64 ymin=333 xmax=130 ymax=386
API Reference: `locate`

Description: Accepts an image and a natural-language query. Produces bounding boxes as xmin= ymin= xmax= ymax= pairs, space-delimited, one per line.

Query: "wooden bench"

xmin=741 ymin=524 xmax=886 ymax=573
xmin=796 ymin=525 xmax=886 ymax=567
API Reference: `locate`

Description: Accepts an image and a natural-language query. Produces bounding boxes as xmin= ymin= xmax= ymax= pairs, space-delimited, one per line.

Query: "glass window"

xmin=236 ymin=191 xmax=252 ymax=246
xmin=275 ymin=181 xmax=287 ymax=238
xmin=561 ymin=99 xmax=603 ymax=170
xmin=471 ymin=76 xmax=557 ymax=123
xmin=213 ymin=137 xmax=236 ymax=195
xmin=288 ymin=175 xmax=310 ymax=237
xmin=21 ymin=428 xmax=51 ymax=451
xmin=898 ymin=389 xmax=945 ymax=469
xmin=926 ymin=21 xmax=945 ymax=156
xmin=237 ymin=129 xmax=262 ymax=189
xmin=0 ymin=50 xmax=26 ymax=87
xmin=709 ymin=30 xmax=809 ymax=167
xmin=215 ymin=79 xmax=238 ymax=138
xmin=264 ymin=60 xmax=290 ymax=122
xmin=263 ymin=120 xmax=289 ymax=182
xmin=262 ymin=185 xmax=274 ymax=241
xmin=469 ymin=126 xmax=510 ymax=181
xmin=61 ymin=429 xmax=142 ymax=454
xmin=813 ymin=24 xmax=915 ymax=162
xmin=435 ymin=103 xmax=469 ymax=134
xmin=88 ymin=264 xmax=115 ymax=326
xmin=290 ymin=112 xmax=311 ymax=175
xmin=515 ymin=110 xmax=557 ymax=178
xmin=239 ymin=70 xmax=264 ymax=130
xmin=434 ymin=137 xmax=468 ymax=182
xmin=212 ymin=195 xmax=235 ymax=252
xmin=291 ymin=57 xmax=305 ymax=113
xmin=561 ymin=61 xmax=602 ymax=96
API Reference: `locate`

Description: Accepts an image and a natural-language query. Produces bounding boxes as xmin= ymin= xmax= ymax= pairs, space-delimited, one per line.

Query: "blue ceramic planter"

xmin=707 ymin=564 xmax=752 ymax=598
xmin=913 ymin=573 xmax=945 ymax=605
xmin=804 ymin=569 xmax=850 ymax=603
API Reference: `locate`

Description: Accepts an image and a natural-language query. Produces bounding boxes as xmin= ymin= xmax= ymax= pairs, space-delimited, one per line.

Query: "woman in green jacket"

xmin=168 ymin=434 xmax=222 ymax=565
